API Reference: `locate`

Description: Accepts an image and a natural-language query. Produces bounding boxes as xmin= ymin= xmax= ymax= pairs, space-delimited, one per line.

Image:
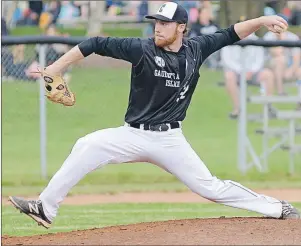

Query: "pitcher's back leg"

xmin=39 ymin=126 xmax=148 ymax=222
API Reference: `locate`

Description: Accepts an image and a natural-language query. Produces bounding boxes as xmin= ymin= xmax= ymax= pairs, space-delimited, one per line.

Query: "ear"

xmin=177 ymin=24 xmax=186 ymax=33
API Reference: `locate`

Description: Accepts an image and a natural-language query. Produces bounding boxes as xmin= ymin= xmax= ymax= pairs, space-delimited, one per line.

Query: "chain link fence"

xmin=2 ymin=36 xmax=132 ymax=184
xmin=2 ymin=43 xmax=74 ymax=82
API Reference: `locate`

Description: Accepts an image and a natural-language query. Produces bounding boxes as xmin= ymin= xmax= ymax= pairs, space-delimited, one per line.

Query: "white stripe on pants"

xmin=39 ymin=125 xmax=282 ymax=221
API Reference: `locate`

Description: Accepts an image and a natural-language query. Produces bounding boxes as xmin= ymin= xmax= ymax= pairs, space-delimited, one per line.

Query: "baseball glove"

xmin=35 ymin=68 xmax=75 ymax=106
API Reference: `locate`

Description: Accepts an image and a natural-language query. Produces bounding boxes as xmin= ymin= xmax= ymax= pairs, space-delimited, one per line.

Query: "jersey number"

xmin=176 ymin=85 xmax=189 ymax=102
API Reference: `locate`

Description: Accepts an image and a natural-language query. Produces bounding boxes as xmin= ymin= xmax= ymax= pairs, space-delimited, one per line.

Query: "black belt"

xmin=129 ymin=122 xmax=180 ymax=132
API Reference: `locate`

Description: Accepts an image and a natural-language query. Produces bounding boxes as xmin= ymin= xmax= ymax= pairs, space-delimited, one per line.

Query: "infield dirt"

xmin=3 ymin=189 xmax=301 ymax=245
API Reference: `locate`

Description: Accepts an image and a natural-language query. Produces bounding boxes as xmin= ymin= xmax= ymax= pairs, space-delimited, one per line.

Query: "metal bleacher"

xmin=232 ymin=38 xmax=301 ymax=175
xmin=248 ymin=95 xmax=301 ymax=174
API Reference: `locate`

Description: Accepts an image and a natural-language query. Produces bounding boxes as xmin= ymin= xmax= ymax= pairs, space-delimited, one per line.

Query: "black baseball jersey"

xmin=78 ymin=25 xmax=240 ymax=124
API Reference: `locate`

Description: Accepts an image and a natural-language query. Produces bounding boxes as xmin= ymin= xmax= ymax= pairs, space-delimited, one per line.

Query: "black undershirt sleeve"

xmin=78 ymin=37 xmax=144 ymax=66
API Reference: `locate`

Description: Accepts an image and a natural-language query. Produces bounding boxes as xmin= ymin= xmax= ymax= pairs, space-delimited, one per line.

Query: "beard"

xmin=154 ymin=30 xmax=178 ymax=48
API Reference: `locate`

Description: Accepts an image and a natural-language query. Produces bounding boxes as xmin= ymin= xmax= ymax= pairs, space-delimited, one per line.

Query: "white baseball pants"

xmin=39 ymin=125 xmax=282 ymax=222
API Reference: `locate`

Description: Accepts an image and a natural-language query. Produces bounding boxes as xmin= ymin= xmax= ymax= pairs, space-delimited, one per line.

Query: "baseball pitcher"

xmin=9 ymin=2 xmax=300 ymax=229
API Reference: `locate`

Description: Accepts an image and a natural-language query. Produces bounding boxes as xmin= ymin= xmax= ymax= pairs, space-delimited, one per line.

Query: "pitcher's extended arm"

xmin=44 ymin=37 xmax=144 ymax=75
xmin=234 ymin=15 xmax=288 ymax=40
xmin=192 ymin=15 xmax=288 ymax=63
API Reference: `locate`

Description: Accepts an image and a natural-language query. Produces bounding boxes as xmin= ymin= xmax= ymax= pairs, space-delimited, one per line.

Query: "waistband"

xmin=125 ymin=121 xmax=182 ymax=132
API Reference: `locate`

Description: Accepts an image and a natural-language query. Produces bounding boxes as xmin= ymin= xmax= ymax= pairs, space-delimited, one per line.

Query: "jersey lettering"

xmin=166 ymin=80 xmax=180 ymax=88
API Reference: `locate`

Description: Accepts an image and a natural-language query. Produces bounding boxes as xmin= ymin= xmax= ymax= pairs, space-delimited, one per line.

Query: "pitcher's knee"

xmin=70 ymin=137 xmax=85 ymax=153
xmin=197 ymin=188 xmax=220 ymax=201
xmin=71 ymin=134 xmax=98 ymax=153
xmin=71 ymin=130 xmax=110 ymax=153
xmin=188 ymin=177 xmax=223 ymax=201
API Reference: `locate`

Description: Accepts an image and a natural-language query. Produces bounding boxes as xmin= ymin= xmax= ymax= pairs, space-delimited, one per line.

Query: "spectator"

xmin=29 ymin=1 xmax=43 ymax=16
xmin=198 ymin=0 xmax=214 ymax=21
xmin=189 ymin=7 xmax=219 ymax=36
xmin=265 ymin=0 xmax=278 ymax=13
xmin=189 ymin=7 xmax=220 ymax=69
xmin=174 ymin=1 xmax=199 ymax=22
xmin=264 ymin=2 xmax=277 ymax=16
xmin=221 ymin=32 xmax=275 ymax=119
xmin=57 ymin=1 xmax=80 ymax=22
xmin=49 ymin=1 xmax=62 ymax=24
xmin=290 ymin=2 xmax=301 ymax=26
xmin=138 ymin=0 xmax=148 ymax=22
xmin=17 ymin=1 xmax=43 ymax=26
xmin=2 ymin=15 xmax=35 ymax=80
xmin=73 ymin=1 xmax=89 ymax=19
xmin=105 ymin=0 xmax=125 ymax=16
xmin=263 ymin=30 xmax=301 ymax=95
xmin=2 ymin=24 xmax=71 ymax=82
xmin=2 ymin=18 xmax=9 ymax=36
xmin=39 ymin=1 xmax=61 ymax=29
xmin=2 ymin=46 xmax=37 ymax=81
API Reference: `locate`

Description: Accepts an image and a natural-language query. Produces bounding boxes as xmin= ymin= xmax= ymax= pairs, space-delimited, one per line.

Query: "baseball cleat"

xmin=8 ymin=196 xmax=52 ymax=229
xmin=280 ymin=200 xmax=300 ymax=219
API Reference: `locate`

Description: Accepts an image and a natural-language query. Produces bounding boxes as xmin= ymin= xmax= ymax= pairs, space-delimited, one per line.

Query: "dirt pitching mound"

xmin=3 ymin=217 xmax=301 ymax=245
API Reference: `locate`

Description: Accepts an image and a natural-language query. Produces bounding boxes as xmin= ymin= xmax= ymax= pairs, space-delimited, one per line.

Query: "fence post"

xmin=237 ymin=47 xmax=247 ymax=173
xmin=38 ymin=45 xmax=47 ymax=179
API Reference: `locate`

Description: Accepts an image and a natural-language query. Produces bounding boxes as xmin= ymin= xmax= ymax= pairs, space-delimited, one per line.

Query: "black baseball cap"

xmin=145 ymin=2 xmax=188 ymax=24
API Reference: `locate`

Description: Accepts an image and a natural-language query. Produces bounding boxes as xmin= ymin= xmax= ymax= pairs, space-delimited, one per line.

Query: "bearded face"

xmin=154 ymin=21 xmax=181 ymax=48
xmin=155 ymin=28 xmax=178 ymax=47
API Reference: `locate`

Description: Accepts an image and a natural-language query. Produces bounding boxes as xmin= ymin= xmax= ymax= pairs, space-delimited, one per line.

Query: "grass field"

xmin=2 ymin=66 xmax=301 ymax=197
xmin=3 ymin=202 xmax=301 ymax=237
xmin=9 ymin=26 xmax=143 ymax=37
xmin=8 ymin=25 xmax=301 ymax=38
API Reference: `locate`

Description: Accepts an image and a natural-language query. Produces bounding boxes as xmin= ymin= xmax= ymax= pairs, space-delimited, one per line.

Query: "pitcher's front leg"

xmin=149 ymin=133 xmax=298 ymax=219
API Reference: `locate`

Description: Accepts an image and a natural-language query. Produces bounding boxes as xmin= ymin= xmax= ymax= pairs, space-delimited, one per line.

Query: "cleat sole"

xmin=8 ymin=196 xmax=51 ymax=229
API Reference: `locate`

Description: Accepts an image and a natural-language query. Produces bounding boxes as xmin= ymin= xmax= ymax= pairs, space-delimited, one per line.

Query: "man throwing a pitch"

xmin=9 ymin=2 xmax=300 ymax=228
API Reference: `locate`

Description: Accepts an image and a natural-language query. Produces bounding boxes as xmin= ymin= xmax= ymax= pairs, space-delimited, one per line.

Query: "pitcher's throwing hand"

xmin=260 ymin=15 xmax=288 ymax=34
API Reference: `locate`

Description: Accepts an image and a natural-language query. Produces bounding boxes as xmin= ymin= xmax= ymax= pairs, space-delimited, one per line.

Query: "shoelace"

xmin=282 ymin=203 xmax=294 ymax=215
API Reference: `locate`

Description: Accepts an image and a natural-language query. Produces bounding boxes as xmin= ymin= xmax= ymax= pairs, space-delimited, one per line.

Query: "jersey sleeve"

xmin=191 ymin=25 xmax=241 ymax=62
xmin=78 ymin=37 xmax=144 ymax=66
